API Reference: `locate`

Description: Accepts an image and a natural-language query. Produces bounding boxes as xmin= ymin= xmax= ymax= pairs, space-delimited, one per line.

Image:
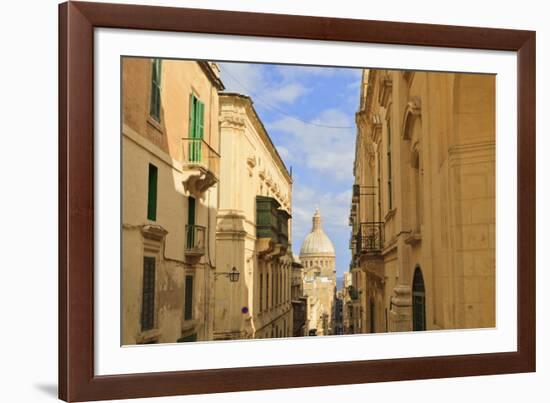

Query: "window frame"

xmin=149 ymin=58 xmax=162 ymax=122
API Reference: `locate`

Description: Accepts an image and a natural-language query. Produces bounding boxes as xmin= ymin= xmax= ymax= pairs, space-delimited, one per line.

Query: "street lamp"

xmin=228 ymin=266 xmax=240 ymax=283
xmin=215 ymin=266 xmax=240 ymax=283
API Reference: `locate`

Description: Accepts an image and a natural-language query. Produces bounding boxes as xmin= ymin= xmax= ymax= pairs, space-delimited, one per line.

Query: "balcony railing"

xmin=356 ymin=222 xmax=384 ymax=254
xmin=182 ymin=138 xmax=220 ymax=181
xmin=185 ymin=224 xmax=206 ymax=256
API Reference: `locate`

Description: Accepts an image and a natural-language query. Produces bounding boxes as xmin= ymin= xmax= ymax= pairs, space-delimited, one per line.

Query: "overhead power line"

xmin=222 ymin=68 xmax=356 ymax=130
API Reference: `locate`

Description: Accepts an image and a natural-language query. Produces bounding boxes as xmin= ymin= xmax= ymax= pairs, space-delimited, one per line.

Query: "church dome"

xmin=299 ymin=208 xmax=335 ymax=256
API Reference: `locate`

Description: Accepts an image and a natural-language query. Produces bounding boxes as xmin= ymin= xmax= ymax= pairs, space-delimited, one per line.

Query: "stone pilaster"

xmin=389 ymin=284 xmax=412 ymax=332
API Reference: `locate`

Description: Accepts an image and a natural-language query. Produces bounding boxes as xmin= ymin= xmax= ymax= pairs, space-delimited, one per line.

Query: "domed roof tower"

xmin=300 ymin=208 xmax=336 ymax=256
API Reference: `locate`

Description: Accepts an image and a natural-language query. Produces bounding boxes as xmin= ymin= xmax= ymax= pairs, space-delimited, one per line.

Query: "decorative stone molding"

xmin=410 ymin=140 xmax=421 ymax=168
xmin=401 ymin=97 xmax=422 ymax=140
xmin=366 ymin=142 xmax=376 ymax=167
xmin=247 ymin=156 xmax=256 ymax=177
xmin=371 ymin=114 xmax=382 ymax=144
xmin=378 ymin=74 xmax=393 ymax=108
xmin=141 ymin=224 xmax=168 ymax=252
xmin=246 ymin=155 xmax=257 ymax=168
xmin=404 ymin=231 xmax=422 ymax=246
xmin=182 ymin=166 xmax=218 ymax=197
xmin=389 ymin=284 xmax=412 ymax=332
xmin=403 ymin=71 xmax=415 ymax=87
xmin=219 ymin=111 xmax=245 ymax=130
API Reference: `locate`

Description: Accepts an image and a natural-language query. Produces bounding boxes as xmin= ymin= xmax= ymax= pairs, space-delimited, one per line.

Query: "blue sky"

xmin=219 ymin=62 xmax=362 ymax=277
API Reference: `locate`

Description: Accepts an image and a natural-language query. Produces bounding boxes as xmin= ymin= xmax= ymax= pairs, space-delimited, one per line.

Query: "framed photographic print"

xmin=59 ymin=1 xmax=536 ymax=401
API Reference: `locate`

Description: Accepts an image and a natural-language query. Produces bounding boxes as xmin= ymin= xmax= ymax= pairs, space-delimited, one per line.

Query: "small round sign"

xmin=241 ymin=307 xmax=249 ymax=314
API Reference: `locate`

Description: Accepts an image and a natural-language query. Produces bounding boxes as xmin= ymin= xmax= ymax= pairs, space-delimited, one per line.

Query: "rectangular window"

xmin=271 ymin=273 xmax=277 ymax=306
xmin=188 ymin=94 xmax=205 ymax=162
xmin=184 ymin=275 xmax=194 ymax=321
xmin=386 ymin=119 xmax=393 ymax=210
xmin=279 ymin=272 xmax=284 ymax=304
xmin=266 ymin=273 xmax=270 ymax=310
xmin=147 ymin=164 xmax=158 ymax=221
xmin=141 ymin=256 xmax=156 ymax=331
xmin=149 ymin=59 xmax=162 ymax=122
xmin=186 ymin=197 xmax=196 ymax=249
xmin=260 ymin=273 xmax=264 ymax=312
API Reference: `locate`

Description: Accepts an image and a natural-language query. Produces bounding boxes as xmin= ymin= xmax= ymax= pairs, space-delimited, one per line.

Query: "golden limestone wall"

xmin=215 ymin=93 xmax=293 ymax=340
xmin=349 ymin=69 xmax=495 ymax=333
xmin=122 ymin=59 xmax=223 ymax=344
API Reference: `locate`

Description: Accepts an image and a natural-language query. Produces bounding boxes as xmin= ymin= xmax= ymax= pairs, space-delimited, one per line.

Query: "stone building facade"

xmin=122 ymin=58 xmax=224 ymax=344
xmin=300 ymin=209 xmax=337 ymax=336
xmin=214 ymin=93 xmax=294 ymax=340
xmin=348 ymin=69 xmax=496 ymax=333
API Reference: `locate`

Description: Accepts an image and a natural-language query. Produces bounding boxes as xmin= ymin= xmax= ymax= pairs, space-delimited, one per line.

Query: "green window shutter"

xmin=196 ymin=100 xmax=204 ymax=161
xmin=188 ymin=95 xmax=199 ymax=162
xmin=141 ymin=256 xmax=156 ymax=331
xmin=197 ymin=100 xmax=204 ymax=140
xmin=149 ymin=59 xmax=162 ymax=121
xmin=147 ymin=164 xmax=158 ymax=221
xmin=184 ymin=275 xmax=194 ymax=320
xmin=189 ymin=94 xmax=196 ymax=138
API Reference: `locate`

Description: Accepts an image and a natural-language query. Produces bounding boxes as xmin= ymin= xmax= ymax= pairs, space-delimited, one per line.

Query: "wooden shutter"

xmin=184 ymin=275 xmax=194 ymax=320
xmin=189 ymin=94 xmax=196 ymax=138
xmin=188 ymin=95 xmax=204 ymax=162
xmin=147 ymin=164 xmax=158 ymax=221
xmin=141 ymin=256 xmax=156 ymax=331
xmin=149 ymin=59 xmax=161 ymax=121
xmin=197 ymin=100 xmax=204 ymax=139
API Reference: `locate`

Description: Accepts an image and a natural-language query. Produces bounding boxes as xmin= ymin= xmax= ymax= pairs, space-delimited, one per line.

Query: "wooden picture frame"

xmin=59 ymin=1 xmax=536 ymax=401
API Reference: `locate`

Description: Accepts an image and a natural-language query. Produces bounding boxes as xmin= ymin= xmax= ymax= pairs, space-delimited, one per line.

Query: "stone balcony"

xmin=184 ymin=224 xmax=206 ymax=264
xmin=181 ymin=138 xmax=220 ymax=196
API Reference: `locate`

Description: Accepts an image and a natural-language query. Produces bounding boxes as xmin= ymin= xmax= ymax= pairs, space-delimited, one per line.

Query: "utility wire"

xmin=222 ymin=68 xmax=356 ymax=130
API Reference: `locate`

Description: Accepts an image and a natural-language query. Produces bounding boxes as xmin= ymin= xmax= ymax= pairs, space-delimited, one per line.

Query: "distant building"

xmin=214 ymin=93 xmax=293 ymax=340
xmin=291 ymin=255 xmax=308 ymax=337
xmin=348 ymin=69 xmax=496 ymax=333
xmin=333 ymin=292 xmax=344 ymax=335
xmin=300 ymin=209 xmax=337 ymax=336
xmin=341 ymin=272 xmax=354 ymax=334
xmin=121 ymin=59 xmax=224 ymax=344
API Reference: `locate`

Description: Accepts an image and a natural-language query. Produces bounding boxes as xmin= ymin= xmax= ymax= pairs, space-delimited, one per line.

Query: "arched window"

xmin=412 ymin=266 xmax=426 ymax=331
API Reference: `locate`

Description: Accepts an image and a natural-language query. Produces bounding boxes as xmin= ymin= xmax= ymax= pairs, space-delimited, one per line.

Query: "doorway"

xmin=412 ymin=266 xmax=426 ymax=331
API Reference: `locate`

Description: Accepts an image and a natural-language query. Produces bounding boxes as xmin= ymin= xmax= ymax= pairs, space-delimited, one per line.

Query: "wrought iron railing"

xmin=185 ymin=224 xmax=206 ymax=255
xmin=356 ymin=221 xmax=384 ymax=254
xmin=182 ymin=138 xmax=220 ymax=180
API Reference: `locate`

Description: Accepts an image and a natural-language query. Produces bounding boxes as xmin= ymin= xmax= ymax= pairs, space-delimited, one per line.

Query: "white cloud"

xmin=275 ymin=145 xmax=292 ymax=162
xmin=270 ymin=82 xmax=309 ymax=104
xmin=219 ymin=62 xmax=309 ymax=106
xmin=268 ymin=108 xmax=356 ymax=181
xmin=220 ymin=62 xmax=264 ymax=96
